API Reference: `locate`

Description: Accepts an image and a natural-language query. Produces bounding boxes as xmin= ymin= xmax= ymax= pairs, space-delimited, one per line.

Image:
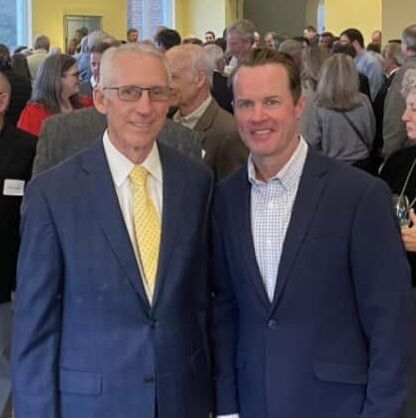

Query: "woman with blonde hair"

xmin=306 ymin=53 xmax=376 ymax=171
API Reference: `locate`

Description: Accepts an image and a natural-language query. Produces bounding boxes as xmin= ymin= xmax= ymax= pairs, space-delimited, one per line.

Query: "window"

xmin=0 ymin=0 xmax=30 ymax=49
xmin=128 ymin=0 xmax=174 ymax=40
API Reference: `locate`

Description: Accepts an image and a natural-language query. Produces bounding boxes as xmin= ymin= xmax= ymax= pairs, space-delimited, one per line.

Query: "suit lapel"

xmin=80 ymin=140 xmax=151 ymax=310
xmin=271 ymin=149 xmax=328 ymax=311
xmin=151 ymin=143 xmax=185 ymax=309
xmin=234 ymin=169 xmax=271 ymax=309
xmin=193 ymin=99 xmax=218 ymax=145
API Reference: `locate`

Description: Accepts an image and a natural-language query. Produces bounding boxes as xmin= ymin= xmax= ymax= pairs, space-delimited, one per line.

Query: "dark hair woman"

xmin=17 ymin=53 xmax=89 ymax=136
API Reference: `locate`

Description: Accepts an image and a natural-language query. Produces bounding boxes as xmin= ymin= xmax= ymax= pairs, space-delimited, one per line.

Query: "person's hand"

xmin=401 ymin=209 xmax=416 ymax=252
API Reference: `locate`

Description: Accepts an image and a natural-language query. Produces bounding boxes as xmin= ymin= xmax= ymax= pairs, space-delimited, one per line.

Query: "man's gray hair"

xmin=33 ymin=34 xmax=50 ymax=51
xmin=402 ymin=25 xmax=416 ymax=52
xmin=87 ymin=31 xmax=113 ymax=52
xmin=401 ymin=68 xmax=416 ymax=97
xmin=204 ymin=44 xmax=224 ymax=72
xmin=227 ymin=19 xmax=256 ymax=45
xmin=383 ymin=43 xmax=405 ymax=66
xmin=99 ymin=42 xmax=171 ymax=88
xmin=278 ymin=39 xmax=303 ymax=60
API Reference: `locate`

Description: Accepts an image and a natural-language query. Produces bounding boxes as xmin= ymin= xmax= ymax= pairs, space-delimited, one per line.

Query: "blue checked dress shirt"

xmin=248 ymin=137 xmax=308 ymax=302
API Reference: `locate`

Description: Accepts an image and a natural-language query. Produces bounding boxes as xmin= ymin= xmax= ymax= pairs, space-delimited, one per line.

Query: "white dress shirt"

xmin=217 ymin=137 xmax=308 ymax=418
xmin=103 ymin=131 xmax=163 ymax=301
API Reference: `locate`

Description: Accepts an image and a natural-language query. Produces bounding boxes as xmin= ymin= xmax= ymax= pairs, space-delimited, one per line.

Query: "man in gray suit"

xmin=382 ymin=24 xmax=416 ymax=158
xmin=166 ymin=44 xmax=248 ymax=180
xmin=33 ymin=107 xmax=203 ymax=176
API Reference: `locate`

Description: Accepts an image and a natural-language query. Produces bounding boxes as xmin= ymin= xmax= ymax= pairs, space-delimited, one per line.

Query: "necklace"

xmin=397 ymin=156 xmax=416 ymax=209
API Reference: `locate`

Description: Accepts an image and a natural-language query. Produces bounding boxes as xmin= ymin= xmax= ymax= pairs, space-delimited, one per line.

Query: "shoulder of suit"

xmin=158 ymin=141 xmax=213 ymax=185
xmin=311 ymin=150 xmax=386 ymax=193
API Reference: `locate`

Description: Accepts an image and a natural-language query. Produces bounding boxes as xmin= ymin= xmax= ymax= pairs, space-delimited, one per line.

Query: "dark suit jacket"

xmin=193 ymin=99 xmax=247 ymax=180
xmin=358 ymin=72 xmax=371 ymax=101
xmin=12 ymin=140 xmax=213 ymax=418
xmin=212 ymin=71 xmax=233 ymax=114
xmin=0 ymin=123 xmax=36 ymax=303
xmin=212 ymin=148 xmax=413 ymax=418
xmin=33 ymin=107 xmax=203 ymax=176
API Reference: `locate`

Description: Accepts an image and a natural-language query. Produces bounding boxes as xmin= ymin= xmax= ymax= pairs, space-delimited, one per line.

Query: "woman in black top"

xmin=380 ymin=67 xmax=416 ymax=287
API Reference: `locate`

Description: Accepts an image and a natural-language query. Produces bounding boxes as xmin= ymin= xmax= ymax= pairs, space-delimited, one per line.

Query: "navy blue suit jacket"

xmin=12 ymin=139 xmax=214 ymax=418
xmin=211 ymin=148 xmax=414 ymax=418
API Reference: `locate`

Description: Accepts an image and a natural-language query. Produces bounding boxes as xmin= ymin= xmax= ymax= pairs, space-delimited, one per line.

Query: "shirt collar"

xmin=90 ymin=76 xmax=97 ymax=88
xmin=173 ymin=95 xmax=212 ymax=129
xmin=103 ymin=130 xmax=162 ymax=188
xmin=247 ymin=136 xmax=308 ymax=191
xmin=388 ymin=67 xmax=400 ymax=78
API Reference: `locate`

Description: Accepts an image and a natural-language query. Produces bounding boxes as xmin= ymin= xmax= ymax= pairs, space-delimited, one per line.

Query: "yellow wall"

xmin=382 ymin=0 xmax=415 ymax=42
xmin=176 ymin=0 xmax=226 ymax=39
xmin=325 ymin=0 xmax=381 ymax=44
xmin=33 ymin=0 xmax=127 ymax=50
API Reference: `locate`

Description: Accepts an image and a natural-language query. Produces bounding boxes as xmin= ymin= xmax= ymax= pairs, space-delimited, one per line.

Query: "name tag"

xmin=3 ymin=179 xmax=25 ymax=196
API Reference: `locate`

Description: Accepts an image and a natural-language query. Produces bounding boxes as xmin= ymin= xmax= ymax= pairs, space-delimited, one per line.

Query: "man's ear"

xmin=196 ymin=69 xmax=207 ymax=88
xmin=295 ymin=95 xmax=306 ymax=120
xmin=93 ymin=87 xmax=107 ymax=115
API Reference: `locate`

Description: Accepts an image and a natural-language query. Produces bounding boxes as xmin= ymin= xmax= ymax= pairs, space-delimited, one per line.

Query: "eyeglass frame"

xmin=102 ymin=85 xmax=172 ymax=102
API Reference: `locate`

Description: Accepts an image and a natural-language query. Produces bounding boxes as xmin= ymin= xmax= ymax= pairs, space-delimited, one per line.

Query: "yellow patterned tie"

xmin=129 ymin=166 xmax=161 ymax=298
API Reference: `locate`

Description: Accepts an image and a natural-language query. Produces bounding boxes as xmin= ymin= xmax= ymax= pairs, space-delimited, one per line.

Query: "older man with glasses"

xmin=12 ymin=43 xmax=214 ymax=418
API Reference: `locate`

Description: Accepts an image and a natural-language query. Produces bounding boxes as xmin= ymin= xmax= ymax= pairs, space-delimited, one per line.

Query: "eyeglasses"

xmin=102 ymin=85 xmax=172 ymax=102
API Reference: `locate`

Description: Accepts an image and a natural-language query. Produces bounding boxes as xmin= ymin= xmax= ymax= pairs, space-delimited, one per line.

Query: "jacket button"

xmin=143 ymin=375 xmax=155 ymax=384
xmin=267 ymin=319 xmax=277 ymax=329
xmin=149 ymin=319 xmax=157 ymax=329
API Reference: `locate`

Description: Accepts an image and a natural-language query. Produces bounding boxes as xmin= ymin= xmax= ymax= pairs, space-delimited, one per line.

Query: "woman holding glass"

xmin=380 ymin=67 xmax=416 ymax=418
xmin=380 ymin=68 xmax=416 ymax=289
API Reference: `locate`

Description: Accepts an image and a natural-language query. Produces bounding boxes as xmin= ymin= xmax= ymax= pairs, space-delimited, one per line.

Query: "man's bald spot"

xmin=166 ymin=44 xmax=205 ymax=73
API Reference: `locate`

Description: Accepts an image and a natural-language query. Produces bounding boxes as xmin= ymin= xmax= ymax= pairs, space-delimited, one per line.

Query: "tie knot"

xmin=130 ymin=166 xmax=148 ymax=189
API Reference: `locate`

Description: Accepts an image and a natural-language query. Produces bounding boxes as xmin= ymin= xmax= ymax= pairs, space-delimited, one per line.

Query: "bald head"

xmin=165 ymin=44 xmax=212 ymax=115
xmin=0 ymin=72 xmax=11 ymax=117
xmin=166 ymin=44 xmax=212 ymax=80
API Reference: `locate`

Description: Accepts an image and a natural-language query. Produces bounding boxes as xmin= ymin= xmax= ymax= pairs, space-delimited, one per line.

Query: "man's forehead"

xmin=234 ymin=64 xmax=290 ymax=96
xmin=108 ymin=54 xmax=168 ymax=83
xmin=235 ymin=63 xmax=288 ymax=82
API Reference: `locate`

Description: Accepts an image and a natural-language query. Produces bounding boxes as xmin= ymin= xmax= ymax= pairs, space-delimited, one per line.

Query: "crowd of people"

xmin=0 ymin=17 xmax=416 ymax=418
